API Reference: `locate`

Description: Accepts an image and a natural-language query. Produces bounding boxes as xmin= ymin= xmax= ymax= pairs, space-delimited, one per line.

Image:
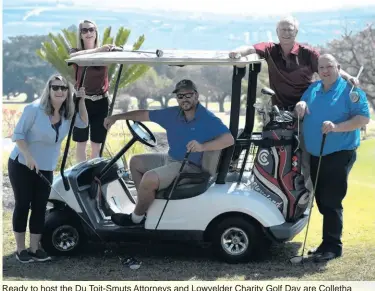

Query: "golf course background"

xmin=2 ymin=97 xmax=374 ymax=281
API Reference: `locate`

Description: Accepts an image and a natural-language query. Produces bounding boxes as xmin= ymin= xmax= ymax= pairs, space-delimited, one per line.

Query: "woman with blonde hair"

xmin=8 ymin=74 xmax=88 ymax=263
xmin=69 ymin=19 xmax=113 ymax=163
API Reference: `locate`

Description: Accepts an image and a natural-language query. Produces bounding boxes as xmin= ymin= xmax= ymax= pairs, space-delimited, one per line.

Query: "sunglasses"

xmin=81 ymin=27 xmax=96 ymax=34
xmin=50 ymin=85 xmax=69 ymax=92
xmin=176 ymin=92 xmax=195 ymax=100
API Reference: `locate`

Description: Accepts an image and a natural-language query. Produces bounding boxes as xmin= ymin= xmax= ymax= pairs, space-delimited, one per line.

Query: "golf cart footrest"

xmin=155 ymin=172 xmax=212 ymax=200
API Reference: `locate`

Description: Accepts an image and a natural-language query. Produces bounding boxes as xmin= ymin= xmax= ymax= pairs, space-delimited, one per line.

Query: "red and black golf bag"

xmin=250 ymin=105 xmax=310 ymax=222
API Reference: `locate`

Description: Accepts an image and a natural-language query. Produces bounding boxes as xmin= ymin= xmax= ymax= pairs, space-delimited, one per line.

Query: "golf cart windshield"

xmin=65 ymin=49 xmax=264 ymax=185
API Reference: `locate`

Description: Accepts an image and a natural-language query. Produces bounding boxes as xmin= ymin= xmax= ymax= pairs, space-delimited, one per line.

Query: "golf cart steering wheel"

xmin=126 ymin=120 xmax=157 ymax=148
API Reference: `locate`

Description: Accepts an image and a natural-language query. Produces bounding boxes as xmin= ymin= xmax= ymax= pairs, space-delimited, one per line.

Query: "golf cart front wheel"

xmin=211 ymin=217 xmax=261 ymax=263
xmin=41 ymin=210 xmax=87 ymax=256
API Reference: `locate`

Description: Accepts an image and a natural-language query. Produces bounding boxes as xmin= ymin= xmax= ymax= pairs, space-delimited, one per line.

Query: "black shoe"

xmin=15 ymin=250 xmax=34 ymax=263
xmin=28 ymin=249 xmax=52 ymax=262
xmin=307 ymin=244 xmax=325 ymax=256
xmin=111 ymin=213 xmax=145 ymax=228
xmin=313 ymin=251 xmax=341 ymax=263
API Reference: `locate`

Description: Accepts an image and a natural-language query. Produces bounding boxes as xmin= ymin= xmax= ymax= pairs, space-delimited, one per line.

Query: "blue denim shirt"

xmin=10 ymin=100 xmax=88 ymax=171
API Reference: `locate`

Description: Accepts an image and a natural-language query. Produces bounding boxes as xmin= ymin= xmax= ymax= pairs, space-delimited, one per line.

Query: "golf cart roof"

xmin=66 ymin=49 xmax=263 ymax=66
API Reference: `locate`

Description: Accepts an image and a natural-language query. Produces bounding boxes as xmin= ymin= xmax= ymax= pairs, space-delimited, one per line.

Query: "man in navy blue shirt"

xmin=103 ymin=79 xmax=234 ymax=227
xmin=295 ymin=54 xmax=370 ymax=262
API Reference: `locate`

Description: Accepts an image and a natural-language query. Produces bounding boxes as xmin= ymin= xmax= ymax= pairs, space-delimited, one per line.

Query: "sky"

xmin=2 ymin=0 xmax=375 ymax=49
xmin=4 ymin=0 xmax=375 ymax=16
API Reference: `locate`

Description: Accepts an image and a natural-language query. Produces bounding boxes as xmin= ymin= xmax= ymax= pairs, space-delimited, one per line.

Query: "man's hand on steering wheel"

xmin=103 ymin=116 xmax=117 ymax=130
xmin=187 ymin=140 xmax=204 ymax=152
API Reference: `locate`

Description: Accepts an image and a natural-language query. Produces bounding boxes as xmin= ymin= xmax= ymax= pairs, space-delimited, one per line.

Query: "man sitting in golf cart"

xmin=103 ymin=79 xmax=234 ymax=227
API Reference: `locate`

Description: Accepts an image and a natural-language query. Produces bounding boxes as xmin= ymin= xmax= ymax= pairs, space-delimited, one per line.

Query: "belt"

xmin=85 ymin=92 xmax=109 ymax=101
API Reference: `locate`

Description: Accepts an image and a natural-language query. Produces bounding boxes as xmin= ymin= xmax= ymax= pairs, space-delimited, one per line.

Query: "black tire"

xmin=41 ymin=210 xmax=87 ymax=256
xmin=211 ymin=216 xmax=262 ymax=264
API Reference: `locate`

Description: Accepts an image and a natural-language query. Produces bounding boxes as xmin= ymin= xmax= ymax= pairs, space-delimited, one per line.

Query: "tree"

xmin=150 ymin=75 xmax=175 ymax=108
xmin=125 ymin=68 xmax=174 ymax=109
xmin=198 ymin=66 xmax=232 ymax=112
xmin=321 ymin=24 xmax=375 ymax=109
xmin=3 ymin=35 xmax=56 ymax=102
xmin=36 ymin=26 xmax=150 ymax=95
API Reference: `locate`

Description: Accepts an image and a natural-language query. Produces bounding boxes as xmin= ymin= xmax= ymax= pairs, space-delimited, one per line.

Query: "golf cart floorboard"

xmin=91 ymin=226 xmax=205 ymax=244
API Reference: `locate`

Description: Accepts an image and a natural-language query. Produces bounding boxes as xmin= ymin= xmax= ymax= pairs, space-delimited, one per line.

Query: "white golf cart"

xmin=41 ymin=49 xmax=310 ymax=264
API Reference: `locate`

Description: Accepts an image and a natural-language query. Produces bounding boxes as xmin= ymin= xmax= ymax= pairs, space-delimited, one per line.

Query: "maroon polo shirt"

xmin=69 ymin=48 xmax=109 ymax=96
xmin=254 ymin=42 xmax=320 ymax=108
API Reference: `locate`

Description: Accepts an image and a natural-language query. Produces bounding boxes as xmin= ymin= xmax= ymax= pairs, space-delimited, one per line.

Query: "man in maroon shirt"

xmin=229 ymin=16 xmax=359 ymax=109
xmin=229 ymin=16 xmax=359 ymax=194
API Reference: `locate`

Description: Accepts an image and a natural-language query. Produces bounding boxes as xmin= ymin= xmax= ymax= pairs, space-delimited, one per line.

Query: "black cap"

xmin=172 ymin=79 xmax=198 ymax=93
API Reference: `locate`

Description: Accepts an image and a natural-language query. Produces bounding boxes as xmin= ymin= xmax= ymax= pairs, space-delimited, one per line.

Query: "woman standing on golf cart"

xmin=8 ymin=74 xmax=88 ymax=263
xmin=69 ymin=20 xmax=114 ymax=163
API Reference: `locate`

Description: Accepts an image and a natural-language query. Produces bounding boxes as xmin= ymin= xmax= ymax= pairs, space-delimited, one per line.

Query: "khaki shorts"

xmin=133 ymin=153 xmax=202 ymax=190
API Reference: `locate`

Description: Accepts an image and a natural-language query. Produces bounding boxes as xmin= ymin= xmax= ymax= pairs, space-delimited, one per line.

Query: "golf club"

xmin=289 ymin=133 xmax=327 ymax=265
xmin=294 ymin=114 xmax=301 ymax=154
xmin=155 ymin=151 xmax=191 ymax=230
xmin=109 ymin=45 xmax=163 ymax=57
xmin=349 ymin=65 xmax=364 ymax=101
xmin=35 ymin=170 xmax=142 ymax=269
xmin=123 ymin=49 xmax=163 ymax=57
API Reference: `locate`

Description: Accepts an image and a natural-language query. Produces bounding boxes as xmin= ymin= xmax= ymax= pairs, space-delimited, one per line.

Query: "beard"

xmin=180 ymin=101 xmax=194 ymax=111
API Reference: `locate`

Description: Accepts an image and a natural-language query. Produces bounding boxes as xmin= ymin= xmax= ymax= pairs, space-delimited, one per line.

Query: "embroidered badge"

xmin=350 ymin=91 xmax=360 ymax=103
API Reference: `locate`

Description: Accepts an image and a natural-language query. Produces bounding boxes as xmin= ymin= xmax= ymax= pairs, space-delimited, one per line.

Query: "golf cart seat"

xmin=155 ymin=150 xmax=222 ymax=200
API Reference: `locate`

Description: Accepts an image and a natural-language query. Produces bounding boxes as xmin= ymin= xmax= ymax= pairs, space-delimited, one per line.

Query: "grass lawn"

xmin=2 ymin=139 xmax=375 ymax=281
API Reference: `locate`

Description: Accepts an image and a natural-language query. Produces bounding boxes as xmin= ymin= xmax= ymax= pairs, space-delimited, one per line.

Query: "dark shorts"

xmin=73 ymin=97 xmax=109 ymax=143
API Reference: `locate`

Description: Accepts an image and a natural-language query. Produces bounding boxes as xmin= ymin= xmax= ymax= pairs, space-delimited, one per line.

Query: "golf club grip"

xmin=357 ymin=66 xmax=364 ymax=78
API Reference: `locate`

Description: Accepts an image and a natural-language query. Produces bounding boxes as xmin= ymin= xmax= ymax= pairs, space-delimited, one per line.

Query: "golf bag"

xmin=250 ymin=105 xmax=310 ymax=222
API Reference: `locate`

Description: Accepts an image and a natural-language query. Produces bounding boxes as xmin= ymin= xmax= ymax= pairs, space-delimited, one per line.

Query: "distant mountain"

xmin=3 ymin=6 xmax=375 ymax=49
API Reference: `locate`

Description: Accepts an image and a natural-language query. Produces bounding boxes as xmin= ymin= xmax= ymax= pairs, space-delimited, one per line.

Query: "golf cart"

xmin=41 ymin=49 xmax=310 ymax=264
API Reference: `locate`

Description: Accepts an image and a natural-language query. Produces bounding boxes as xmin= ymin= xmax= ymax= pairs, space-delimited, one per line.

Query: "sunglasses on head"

xmin=176 ymin=92 xmax=195 ymax=99
xmin=81 ymin=27 xmax=96 ymax=34
xmin=50 ymin=85 xmax=68 ymax=92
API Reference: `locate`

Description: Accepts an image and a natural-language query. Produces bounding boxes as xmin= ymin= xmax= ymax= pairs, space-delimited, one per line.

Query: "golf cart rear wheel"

xmin=41 ymin=210 xmax=87 ymax=256
xmin=211 ymin=217 xmax=261 ymax=263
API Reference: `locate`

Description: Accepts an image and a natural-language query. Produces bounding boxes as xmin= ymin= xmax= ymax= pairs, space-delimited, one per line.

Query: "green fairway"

xmin=2 ymin=139 xmax=374 ymax=281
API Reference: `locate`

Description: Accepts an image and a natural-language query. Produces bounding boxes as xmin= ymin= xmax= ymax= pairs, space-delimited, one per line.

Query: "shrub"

xmin=2 ymin=109 xmax=22 ymax=138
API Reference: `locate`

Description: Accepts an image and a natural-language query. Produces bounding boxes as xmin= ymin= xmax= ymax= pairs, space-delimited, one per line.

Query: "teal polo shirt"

xmin=149 ymin=102 xmax=230 ymax=166
xmin=301 ymin=76 xmax=370 ymax=156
